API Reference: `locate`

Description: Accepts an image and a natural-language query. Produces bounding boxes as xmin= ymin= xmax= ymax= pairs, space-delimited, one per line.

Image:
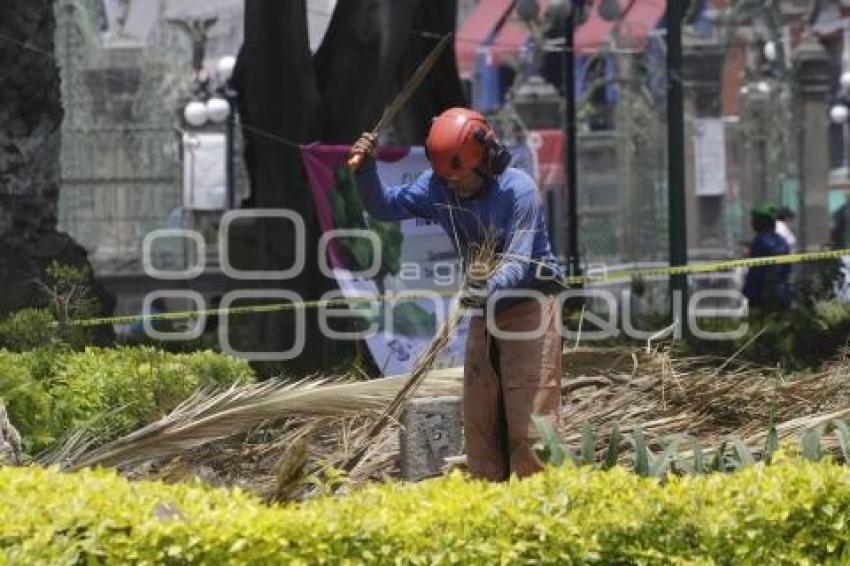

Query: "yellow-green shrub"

xmin=2 ymin=456 xmax=850 ymax=563
xmin=45 ymin=347 xmax=255 ymax=445
xmin=0 ymin=352 xmax=52 ymax=453
xmin=0 ymin=347 xmax=255 ymax=454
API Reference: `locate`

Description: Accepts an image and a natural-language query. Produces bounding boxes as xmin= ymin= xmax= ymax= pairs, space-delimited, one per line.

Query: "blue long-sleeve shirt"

xmin=355 ymin=161 xmax=561 ymax=298
xmin=742 ymin=230 xmax=791 ymax=308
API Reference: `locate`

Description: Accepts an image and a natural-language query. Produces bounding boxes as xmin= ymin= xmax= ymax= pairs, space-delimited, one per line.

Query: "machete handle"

xmin=347 ymin=152 xmax=366 ymax=172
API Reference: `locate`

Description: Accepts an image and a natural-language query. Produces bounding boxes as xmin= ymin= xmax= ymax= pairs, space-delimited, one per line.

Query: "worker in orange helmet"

xmin=349 ymin=107 xmax=563 ymax=481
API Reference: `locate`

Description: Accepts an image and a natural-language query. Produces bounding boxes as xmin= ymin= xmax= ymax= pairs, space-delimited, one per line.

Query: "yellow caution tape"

xmin=562 ymin=247 xmax=850 ymax=285
xmin=67 ymin=247 xmax=850 ymax=328
xmin=67 ymin=291 xmax=460 ymax=328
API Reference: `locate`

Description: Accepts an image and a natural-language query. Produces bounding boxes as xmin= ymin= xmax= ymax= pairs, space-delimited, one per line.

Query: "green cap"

xmin=751 ymin=203 xmax=777 ymax=220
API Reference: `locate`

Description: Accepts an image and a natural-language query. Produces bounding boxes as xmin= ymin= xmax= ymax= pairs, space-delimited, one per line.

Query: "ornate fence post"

xmin=792 ymin=32 xmax=831 ymax=250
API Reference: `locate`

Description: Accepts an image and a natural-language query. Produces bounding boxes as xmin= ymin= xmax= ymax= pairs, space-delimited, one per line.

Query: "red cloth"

xmin=457 ymin=0 xmax=667 ymax=76
xmin=574 ymin=0 xmax=666 ymax=54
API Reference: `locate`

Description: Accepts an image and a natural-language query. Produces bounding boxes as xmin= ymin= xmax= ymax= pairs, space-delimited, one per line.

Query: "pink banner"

xmin=301 ymin=144 xmax=411 ymax=267
xmin=299 ymin=144 xmax=467 ymax=376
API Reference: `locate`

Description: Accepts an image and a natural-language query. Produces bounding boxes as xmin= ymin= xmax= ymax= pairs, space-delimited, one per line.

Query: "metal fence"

xmin=58 ymin=127 xmax=183 ymax=273
xmin=575 ymin=128 xmax=669 ymax=269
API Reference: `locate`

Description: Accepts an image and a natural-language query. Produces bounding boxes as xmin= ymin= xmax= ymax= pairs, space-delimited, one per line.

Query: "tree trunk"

xmin=314 ymin=0 xmax=465 ymax=144
xmin=231 ymin=0 xmax=328 ymax=373
xmin=0 ymin=0 xmax=113 ymax=332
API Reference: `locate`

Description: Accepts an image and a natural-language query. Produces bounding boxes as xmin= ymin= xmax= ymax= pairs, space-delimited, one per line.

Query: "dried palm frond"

xmin=47 ymin=369 xmax=462 ymax=471
xmin=269 ymin=431 xmax=312 ymax=502
xmin=558 ymin=348 xmax=850 ymax=461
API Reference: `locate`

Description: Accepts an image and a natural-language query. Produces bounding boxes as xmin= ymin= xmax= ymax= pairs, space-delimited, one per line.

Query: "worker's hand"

xmin=349 ymin=132 xmax=378 ymax=162
xmin=459 ymin=278 xmax=488 ymax=314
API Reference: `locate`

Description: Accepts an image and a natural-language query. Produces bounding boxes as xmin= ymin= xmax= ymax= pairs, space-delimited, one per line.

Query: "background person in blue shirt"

xmin=349 ymin=107 xmax=563 ymax=481
xmin=742 ymin=205 xmax=791 ymax=310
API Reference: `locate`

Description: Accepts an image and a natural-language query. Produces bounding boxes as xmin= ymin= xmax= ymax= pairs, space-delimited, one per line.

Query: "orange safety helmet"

xmin=425 ymin=107 xmax=496 ymax=180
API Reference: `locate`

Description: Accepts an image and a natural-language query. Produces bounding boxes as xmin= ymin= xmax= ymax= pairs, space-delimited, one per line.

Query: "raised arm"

xmin=349 ymin=132 xmax=434 ymax=221
xmin=355 ymin=160 xmax=434 ymax=221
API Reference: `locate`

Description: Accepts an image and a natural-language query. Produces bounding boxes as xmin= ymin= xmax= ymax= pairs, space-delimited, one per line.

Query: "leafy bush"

xmin=18 ymin=347 xmax=62 ymax=383
xmin=0 ymin=347 xmax=255 ymax=454
xmin=0 ymin=262 xmax=108 ymax=352
xmin=39 ymin=262 xmax=99 ymax=332
xmin=2 ymin=457 xmax=850 ymax=563
xmin=791 ymin=258 xmax=845 ymax=307
xmin=46 ymin=347 xmax=255 ymax=445
xmin=0 ymin=352 xmax=52 ymax=453
xmin=683 ymin=301 xmax=850 ymax=369
xmin=0 ymin=309 xmax=57 ymax=351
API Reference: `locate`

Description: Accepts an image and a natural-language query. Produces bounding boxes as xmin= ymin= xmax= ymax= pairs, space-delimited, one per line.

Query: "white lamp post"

xmin=833 ymin=65 xmax=850 ymax=177
xmin=184 ymin=100 xmax=209 ymax=127
xmin=217 ymin=55 xmax=237 ymax=82
xmin=205 ymin=97 xmax=231 ymax=123
xmin=832 ymin=102 xmax=850 ymax=178
xmin=763 ymin=41 xmax=777 ymax=63
xmin=182 ymin=55 xmax=238 ymax=209
xmin=831 ymin=104 xmax=849 ymax=125
xmin=215 ymin=56 xmax=237 ymax=209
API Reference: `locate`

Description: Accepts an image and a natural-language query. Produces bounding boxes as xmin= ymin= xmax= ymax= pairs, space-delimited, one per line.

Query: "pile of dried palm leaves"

xmin=43 ymin=344 xmax=850 ymax=501
xmin=560 ymin=346 xmax=850 ymax=462
xmin=45 ymin=369 xmax=464 ymax=498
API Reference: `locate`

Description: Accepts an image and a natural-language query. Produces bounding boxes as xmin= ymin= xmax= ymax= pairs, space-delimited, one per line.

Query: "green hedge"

xmin=0 ymin=347 xmax=254 ymax=454
xmin=2 ymin=456 xmax=850 ymax=563
xmin=0 ymin=308 xmax=57 ymax=351
xmin=679 ymin=300 xmax=850 ymax=370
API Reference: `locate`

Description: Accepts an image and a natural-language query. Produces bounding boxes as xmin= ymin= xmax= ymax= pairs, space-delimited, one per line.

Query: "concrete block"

xmin=399 ymin=396 xmax=462 ymax=481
